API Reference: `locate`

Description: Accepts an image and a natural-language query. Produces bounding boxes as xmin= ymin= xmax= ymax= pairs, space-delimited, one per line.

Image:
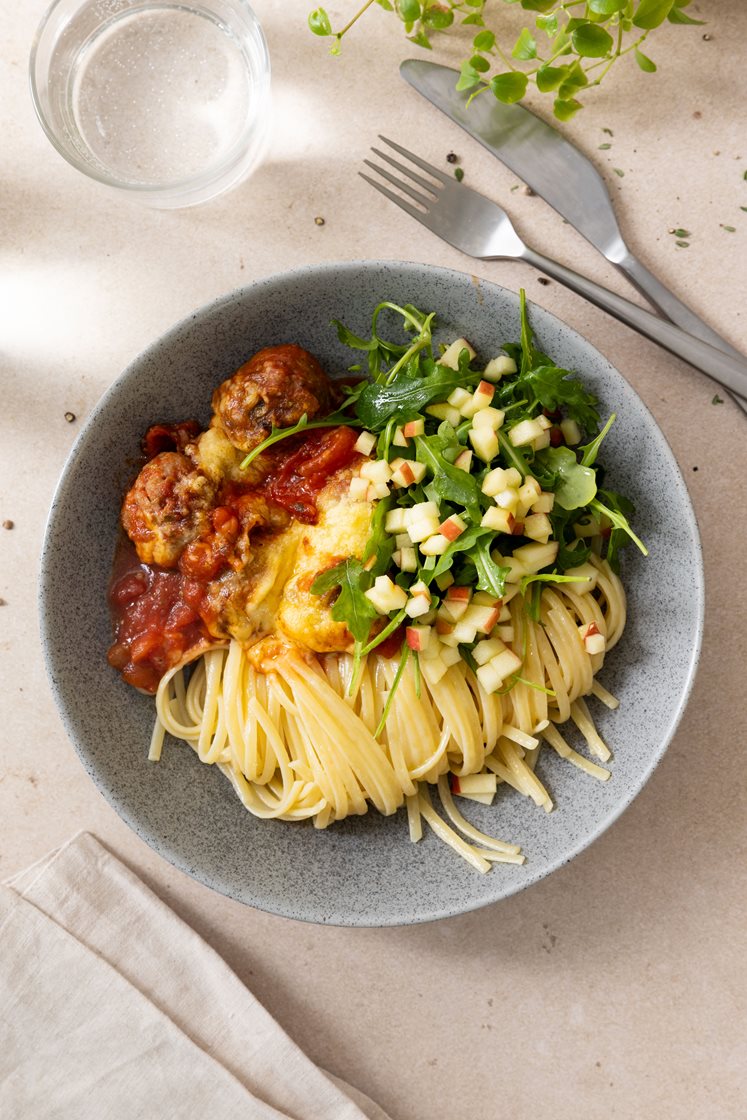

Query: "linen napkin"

xmin=0 ymin=833 xmax=392 ymax=1120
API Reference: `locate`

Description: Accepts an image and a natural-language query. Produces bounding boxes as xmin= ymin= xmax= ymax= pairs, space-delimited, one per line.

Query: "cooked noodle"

xmin=151 ymin=554 xmax=625 ymax=869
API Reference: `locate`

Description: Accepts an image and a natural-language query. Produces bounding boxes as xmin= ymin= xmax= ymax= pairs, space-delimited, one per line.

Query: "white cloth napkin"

xmin=0 ymin=833 xmax=391 ymax=1120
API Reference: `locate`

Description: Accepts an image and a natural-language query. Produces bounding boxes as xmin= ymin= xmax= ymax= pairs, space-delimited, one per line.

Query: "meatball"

xmin=121 ymin=451 xmax=216 ymax=568
xmin=211 ymin=344 xmax=339 ymax=453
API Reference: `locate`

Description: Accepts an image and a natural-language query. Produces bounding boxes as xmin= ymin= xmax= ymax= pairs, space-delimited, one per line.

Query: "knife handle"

xmin=519 ymin=247 xmax=747 ymax=406
xmin=614 ymin=252 xmax=747 ymax=416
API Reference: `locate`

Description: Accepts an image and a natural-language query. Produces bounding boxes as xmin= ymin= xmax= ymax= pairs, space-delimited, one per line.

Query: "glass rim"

xmin=28 ymin=0 xmax=271 ymax=202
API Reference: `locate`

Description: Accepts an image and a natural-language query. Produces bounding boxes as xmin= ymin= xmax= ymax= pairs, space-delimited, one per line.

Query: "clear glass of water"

xmin=29 ymin=0 xmax=271 ymax=208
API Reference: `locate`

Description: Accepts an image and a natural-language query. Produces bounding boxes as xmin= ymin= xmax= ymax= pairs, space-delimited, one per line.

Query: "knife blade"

xmin=401 ymin=57 xmax=747 ymax=412
xmin=400 ymin=58 xmax=627 ymax=262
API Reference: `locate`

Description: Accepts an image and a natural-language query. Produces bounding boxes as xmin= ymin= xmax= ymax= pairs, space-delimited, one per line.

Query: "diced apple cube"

xmin=391 ymin=460 xmax=427 ymax=488
xmin=536 ymin=414 xmax=553 ymax=431
xmin=508 ymin=418 xmax=545 ymax=447
xmin=493 ymin=551 xmax=526 ymax=584
xmin=472 ymin=406 xmax=505 ymax=431
xmin=472 ymin=591 xmax=500 ymax=608
xmin=496 ymin=487 xmax=519 ymax=511
xmin=476 ymin=661 xmax=503 ymax=694
xmin=496 ymin=624 xmax=514 ymax=642
xmin=392 ymin=427 xmax=409 ymax=448
xmin=354 ymin=431 xmax=376 ymax=456
xmin=402 ymin=418 xmax=425 ymax=438
xmin=349 ymin=476 xmax=369 ymax=501
xmin=426 ymin=403 xmax=461 ymax=427
xmin=473 ymin=637 xmax=507 ymax=666
xmin=481 ymin=507 xmax=514 ymax=533
xmin=420 ymin=533 xmax=450 ymax=556
xmin=482 ymin=466 xmax=522 ymax=496
xmin=489 ymin=647 xmax=523 ymax=682
xmin=440 ymin=645 xmax=463 ymax=668
xmin=461 ymin=381 xmax=495 ymax=418
xmin=439 ymin=337 xmax=476 ymax=370
xmin=366 ymin=481 xmax=390 ymax=501
xmin=406 ymin=625 xmax=432 ymax=652
xmin=531 ymin=491 xmax=555 ymax=514
xmin=523 ymin=512 xmax=552 ymax=544
xmin=405 ymin=595 xmax=431 ymax=619
xmin=512 ymin=540 xmax=559 ymax=573
xmin=531 ymin=430 xmax=551 ymax=451
xmin=561 ymin=418 xmax=581 ymax=445
xmin=410 ymin=580 xmax=431 ymax=600
xmin=398 ymin=547 xmax=418 ymax=572
xmin=468 ymin=426 xmax=499 ymax=463
xmin=453 ymin=449 xmax=473 ymax=472
xmin=364 ymin=576 xmax=408 ymax=614
xmin=435 ymin=571 xmax=455 ymax=591
xmin=518 ymin=478 xmax=541 ymax=505
xmin=439 ymin=514 xmax=467 ymax=541
xmin=359 ymin=458 xmax=391 ymax=483
xmin=446 ymin=585 xmax=471 ymax=603
xmin=463 ymin=604 xmax=501 ymax=634
xmin=385 ymin=508 xmax=407 ymax=534
xmin=408 ymin=516 xmax=441 ymax=543
xmin=435 ymin=616 xmax=455 ymax=636
xmin=408 ymin=501 xmax=440 ymax=521
xmin=564 ymin=563 xmax=599 ymax=592
xmin=453 ymin=619 xmax=477 ymax=644
xmin=483 ymin=355 xmax=517 ymax=382
xmin=579 ymin=620 xmax=605 ymax=654
xmin=421 ymin=655 xmax=450 ymax=684
xmin=447 ymin=387 xmax=473 ymax=411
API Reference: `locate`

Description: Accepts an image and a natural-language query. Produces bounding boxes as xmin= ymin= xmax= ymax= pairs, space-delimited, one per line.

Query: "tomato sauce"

xmin=108 ymin=424 xmax=360 ymax=691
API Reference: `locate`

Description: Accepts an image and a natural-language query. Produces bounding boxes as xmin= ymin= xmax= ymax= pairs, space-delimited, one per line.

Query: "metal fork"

xmin=361 ymin=136 xmax=747 ymax=404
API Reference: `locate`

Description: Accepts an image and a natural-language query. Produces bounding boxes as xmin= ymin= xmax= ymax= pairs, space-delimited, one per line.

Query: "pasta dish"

xmin=107 ymin=293 xmax=645 ymax=871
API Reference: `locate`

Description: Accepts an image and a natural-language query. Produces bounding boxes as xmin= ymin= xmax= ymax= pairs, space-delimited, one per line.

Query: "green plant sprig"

xmin=308 ymin=0 xmax=703 ymax=122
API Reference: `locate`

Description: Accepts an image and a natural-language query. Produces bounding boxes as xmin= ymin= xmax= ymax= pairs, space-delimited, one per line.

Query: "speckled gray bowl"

xmin=40 ymin=261 xmax=703 ymax=925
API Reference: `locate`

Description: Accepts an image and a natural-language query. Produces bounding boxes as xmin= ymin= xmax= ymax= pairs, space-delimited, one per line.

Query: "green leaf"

xmin=537 ymin=447 xmax=597 ymax=510
xmin=512 ymin=28 xmax=537 ymax=60
xmin=472 ymin=536 xmax=509 ymax=598
xmin=572 ymin=23 xmax=614 ymax=57
xmin=633 ymin=0 xmax=675 ymax=29
xmin=489 ymin=71 xmax=528 ymax=103
xmin=308 ymin=7 xmax=332 ymax=35
xmin=592 ymin=494 xmax=648 ymax=561
xmin=579 ymin=413 xmax=615 ymax=467
xmin=363 ymin=497 xmax=396 ymax=576
xmin=558 ymin=60 xmax=588 ymax=98
xmin=588 ymin=0 xmax=626 ymax=13
xmin=536 ymin=14 xmax=558 ymax=35
xmin=473 ymin=29 xmax=495 ymax=50
xmin=414 ymin=434 xmax=483 ymax=509
xmin=408 ymin=30 xmax=432 ymax=47
xmin=456 ymin=61 xmax=481 ymax=91
xmin=520 ymin=0 xmax=556 ymax=11
xmin=523 ymin=366 xmax=600 ymax=430
xmin=422 ymin=4 xmax=454 ymax=29
xmin=470 ymin=54 xmax=491 ymax=72
xmin=396 ymin=0 xmax=422 ymax=21
xmin=355 ymin=365 xmax=472 ymax=430
xmin=667 ymin=7 xmax=704 ymax=23
xmin=554 ymin=97 xmax=583 ymax=121
xmin=536 ymin=64 xmax=570 ymax=92
xmin=635 ymin=47 xmax=657 ymax=71
xmin=310 ymin=559 xmax=378 ymax=644
xmin=461 ymin=13 xmax=485 ymax=25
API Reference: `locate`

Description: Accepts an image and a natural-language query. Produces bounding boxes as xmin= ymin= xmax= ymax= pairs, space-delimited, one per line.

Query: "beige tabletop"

xmin=3 ymin=2 xmax=747 ymax=1117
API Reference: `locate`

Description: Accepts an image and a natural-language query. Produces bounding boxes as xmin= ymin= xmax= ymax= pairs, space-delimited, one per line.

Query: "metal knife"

xmin=401 ymin=59 xmax=747 ymax=391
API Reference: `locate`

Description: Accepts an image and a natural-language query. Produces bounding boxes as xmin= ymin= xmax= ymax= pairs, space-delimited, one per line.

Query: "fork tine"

xmin=378 ymin=136 xmax=449 ymax=185
xmin=359 ymin=172 xmax=437 ymax=230
xmin=369 ymin=147 xmax=439 ymax=196
xmin=362 ymin=158 xmax=434 ymax=209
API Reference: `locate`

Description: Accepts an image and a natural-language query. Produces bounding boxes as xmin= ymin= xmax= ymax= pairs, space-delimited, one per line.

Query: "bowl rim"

xmin=39 ymin=258 xmax=705 ymax=925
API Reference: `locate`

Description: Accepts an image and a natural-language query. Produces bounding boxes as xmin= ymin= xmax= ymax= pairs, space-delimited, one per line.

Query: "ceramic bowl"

xmin=39 ymin=261 xmax=704 ymax=925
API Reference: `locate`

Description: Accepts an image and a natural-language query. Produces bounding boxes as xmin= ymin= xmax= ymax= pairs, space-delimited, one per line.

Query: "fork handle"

xmin=519 ymin=247 xmax=747 ymax=405
xmin=614 ymin=251 xmax=747 ymax=416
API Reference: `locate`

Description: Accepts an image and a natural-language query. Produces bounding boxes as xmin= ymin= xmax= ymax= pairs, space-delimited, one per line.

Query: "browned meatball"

xmin=121 ymin=451 xmax=216 ymax=568
xmin=211 ymin=344 xmax=339 ymax=453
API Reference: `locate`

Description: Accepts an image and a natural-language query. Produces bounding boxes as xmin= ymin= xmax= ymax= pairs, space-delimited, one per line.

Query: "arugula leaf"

xmin=430 ymin=524 xmax=489 ymax=582
xmin=414 ymin=433 xmax=483 ymax=510
xmin=239 ymin=412 xmax=360 ymax=469
xmin=310 ymin=559 xmax=377 ymax=644
xmin=593 ymin=491 xmax=647 ymax=569
xmin=363 ymin=496 xmax=395 ymax=577
xmin=522 ymin=365 xmax=600 ymax=430
xmin=472 ymin=536 xmax=510 ymax=598
xmin=355 ymin=366 xmax=473 ymax=430
xmin=536 ymin=446 xmax=597 ymax=509
xmin=579 ymin=413 xmax=615 ymax=467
